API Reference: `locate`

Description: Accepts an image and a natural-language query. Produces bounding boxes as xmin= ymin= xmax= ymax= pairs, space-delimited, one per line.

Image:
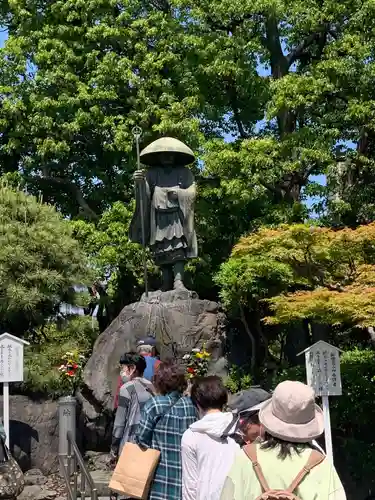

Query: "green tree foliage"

xmin=0 ymin=0 xmax=204 ymax=218
xmin=3 ymin=0 xmax=375 ymax=301
xmin=0 ymin=183 xmax=90 ymax=335
xmin=216 ymin=222 xmax=375 ymax=368
xmin=3 ymin=0 xmax=374 ymax=222
xmin=71 ymin=201 xmax=159 ymax=313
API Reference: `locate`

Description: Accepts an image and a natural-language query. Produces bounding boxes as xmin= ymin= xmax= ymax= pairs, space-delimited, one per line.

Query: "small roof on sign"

xmin=297 ymin=340 xmax=342 ymax=357
xmin=0 ymin=332 xmax=30 ymax=346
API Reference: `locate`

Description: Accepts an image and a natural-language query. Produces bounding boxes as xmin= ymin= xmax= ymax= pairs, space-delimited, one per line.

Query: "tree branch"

xmin=301 ymin=163 xmax=320 ymax=183
xmin=204 ymin=13 xmax=255 ymax=33
xmin=287 ymin=25 xmax=331 ymax=68
xmin=263 ymin=15 xmax=288 ymax=79
xmin=259 ymin=179 xmax=283 ymax=197
xmin=148 ymin=0 xmax=170 ymax=13
xmin=358 ymin=129 xmax=369 ymax=155
xmin=226 ymin=80 xmax=248 ymax=138
xmin=287 ymin=32 xmax=322 ymax=67
xmin=34 ymin=176 xmax=99 ymax=221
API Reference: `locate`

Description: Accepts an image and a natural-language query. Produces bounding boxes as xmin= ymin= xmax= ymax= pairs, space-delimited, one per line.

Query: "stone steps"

xmin=77 ymin=470 xmax=112 ymax=498
xmin=17 ymin=468 xmax=113 ymax=500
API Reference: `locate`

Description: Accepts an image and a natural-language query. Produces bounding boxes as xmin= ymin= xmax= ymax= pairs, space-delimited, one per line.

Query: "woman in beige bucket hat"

xmin=259 ymin=380 xmax=324 ymax=443
xmin=220 ymin=380 xmax=346 ymax=500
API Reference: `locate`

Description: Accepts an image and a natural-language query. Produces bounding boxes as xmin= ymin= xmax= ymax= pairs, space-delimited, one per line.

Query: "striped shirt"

xmin=113 ymin=356 xmax=161 ymax=409
xmin=111 ymin=377 xmax=155 ymax=456
xmin=137 ymin=391 xmax=198 ymax=500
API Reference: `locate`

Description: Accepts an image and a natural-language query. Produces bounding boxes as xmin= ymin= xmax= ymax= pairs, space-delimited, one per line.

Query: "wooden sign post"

xmin=298 ymin=340 xmax=342 ymax=463
xmin=0 ymin=333 xmax=30 ymax=448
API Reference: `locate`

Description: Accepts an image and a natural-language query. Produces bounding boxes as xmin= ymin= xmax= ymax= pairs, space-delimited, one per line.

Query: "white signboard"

xmin=0 ymin=333 xmax=29 ymax=448
xmin=298 ymin=340 xmax=343 ymax=463
xmin=304 ymin=341 xmax=342 ymax=396
xmin=0 ymin=336 xmax=26 ymax=383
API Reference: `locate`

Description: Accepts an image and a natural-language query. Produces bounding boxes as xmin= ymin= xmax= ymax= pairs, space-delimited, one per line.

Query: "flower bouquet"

xmin=58 ymin=350 xmax=86 ymax=396
xmin=183 ymin=347 xmax=211 ymax=380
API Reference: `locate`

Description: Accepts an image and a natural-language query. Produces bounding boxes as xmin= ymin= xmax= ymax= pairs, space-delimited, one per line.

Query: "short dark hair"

xmin=119 ymin=352 xmax=146 ymax=375
xmin=153 ymin=361 xmax=186 ymax=395
xmin=239 ymin=410 xmax=260 ymax=427
xmin=261 ymin=432 xmax=313 ymax=460
xmin=191 ymin=376 xmax=228 ymax=411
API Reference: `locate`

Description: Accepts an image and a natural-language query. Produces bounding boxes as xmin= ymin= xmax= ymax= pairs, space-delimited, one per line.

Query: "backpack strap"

xmin=243 ymin=444 xmax=270 ymax=493
xmin=287 ymin=450 xmax=325 ymax=493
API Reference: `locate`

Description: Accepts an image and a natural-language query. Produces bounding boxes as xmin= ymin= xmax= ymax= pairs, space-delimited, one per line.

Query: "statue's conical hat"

xmin=140 ymin=137 xmax=195 ymax=166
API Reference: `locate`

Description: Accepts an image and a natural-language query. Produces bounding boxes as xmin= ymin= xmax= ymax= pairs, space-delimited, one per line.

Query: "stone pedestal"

xmin=58 ymin=396 xmax=76 ymax=477
xmin=3 ymin=396 xmax=60 ymax=474
xmin=79 ymin=290 xmax=227 ymax=449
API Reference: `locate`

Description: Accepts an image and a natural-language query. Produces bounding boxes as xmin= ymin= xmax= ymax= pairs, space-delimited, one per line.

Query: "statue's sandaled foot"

xmin=174 ymin=279 xmax=187 ymax=291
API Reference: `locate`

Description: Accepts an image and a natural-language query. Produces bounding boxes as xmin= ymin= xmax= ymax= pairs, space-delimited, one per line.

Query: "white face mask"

xmin=120 ymin=365 xmax=136 ymax=384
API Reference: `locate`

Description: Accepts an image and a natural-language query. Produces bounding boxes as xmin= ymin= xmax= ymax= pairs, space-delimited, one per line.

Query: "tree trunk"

xmin=239 ymin=304 xmax=256 ymax=372
xmin=367 ymin=327 xmax=375 ymax=349
xmin=284 ymin=321 xmax=310 ymax=366
xmin=311 ymin=322 xmax=329 ymax=343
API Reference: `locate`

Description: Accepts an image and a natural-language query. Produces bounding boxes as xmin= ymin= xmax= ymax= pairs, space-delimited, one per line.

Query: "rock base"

xmin=80 ymin=290 xmax=227 ymax=449
xmin=18 ymin=469 xmax=66 ymax=500
xmin=4 ymin=396 xmax=59 ymax=475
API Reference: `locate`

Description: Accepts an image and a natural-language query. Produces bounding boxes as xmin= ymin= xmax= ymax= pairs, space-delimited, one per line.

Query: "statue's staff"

xmin=132 ymin=126 xmax=148 ymax=297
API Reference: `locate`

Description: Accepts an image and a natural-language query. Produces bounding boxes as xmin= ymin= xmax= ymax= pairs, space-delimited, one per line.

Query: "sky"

xmin=0 ymin=29 xmax=6 ymax=48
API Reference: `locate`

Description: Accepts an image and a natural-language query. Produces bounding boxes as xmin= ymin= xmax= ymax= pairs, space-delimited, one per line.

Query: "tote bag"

xmin=109 ymin=394 xmax=178 ymax=499
xmin=109 ymin=442 xmax=160 ymax=499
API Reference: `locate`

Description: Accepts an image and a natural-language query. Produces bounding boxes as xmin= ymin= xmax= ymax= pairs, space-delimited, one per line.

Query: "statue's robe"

xmin=129 ymin=165 xmax=197 ymax=266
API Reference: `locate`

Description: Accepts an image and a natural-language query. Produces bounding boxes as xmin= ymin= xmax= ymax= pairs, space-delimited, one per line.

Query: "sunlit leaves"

xmin=216 ymin=222 xmax=375 ymax=328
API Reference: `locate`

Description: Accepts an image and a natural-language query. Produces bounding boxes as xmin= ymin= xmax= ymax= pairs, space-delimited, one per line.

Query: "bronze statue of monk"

xmin=129 ymin=137 xmax=197 ymax=291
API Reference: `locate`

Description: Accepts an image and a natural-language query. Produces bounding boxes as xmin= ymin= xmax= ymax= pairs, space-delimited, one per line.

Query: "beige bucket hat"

xmin=259 ymin=380 xmax=324 ymax=443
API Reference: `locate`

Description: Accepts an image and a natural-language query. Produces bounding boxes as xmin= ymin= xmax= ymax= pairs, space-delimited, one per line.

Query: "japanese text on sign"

xmin=305 ymin=345 xmax=342 ymax=396
xmin=0 ymin=339 xmax=24 ymax=383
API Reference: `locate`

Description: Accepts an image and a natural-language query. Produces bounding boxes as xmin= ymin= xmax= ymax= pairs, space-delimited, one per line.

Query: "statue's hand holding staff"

xmin=133 ymin=170 xmax=145 ymax=183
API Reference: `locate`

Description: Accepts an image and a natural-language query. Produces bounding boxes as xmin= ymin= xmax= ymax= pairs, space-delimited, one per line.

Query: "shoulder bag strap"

xmin=221 ymin=414 xmax=239 ymax=440
xmin=287 ymin=450 xmax=325 ymax=493
xmin=137 ymin=379 xmax=156 ymax=397
xmin=243 ymin=443 xmax=270 ymax=493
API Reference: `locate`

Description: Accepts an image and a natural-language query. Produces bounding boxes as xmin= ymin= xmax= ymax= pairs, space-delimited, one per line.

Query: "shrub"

xmin=225 ymin=366 xmax=253 ymax=393
xmin=0 ymin=183 xmax=91 ymax=335
xmin=21 ymin=316 xmax=99 ymax=398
